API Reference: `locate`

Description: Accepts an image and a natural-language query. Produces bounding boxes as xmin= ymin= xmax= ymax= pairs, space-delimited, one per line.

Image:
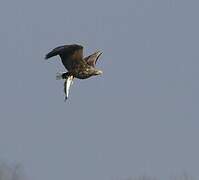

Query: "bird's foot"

xmin=56 ymin=72 xmax=63 ymax=80
xmin=56 ymin=72 xmax=68 ymax=80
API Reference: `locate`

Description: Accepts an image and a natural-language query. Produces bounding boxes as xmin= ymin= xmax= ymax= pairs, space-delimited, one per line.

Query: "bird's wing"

xmin=45 ymin=44 xmax=84 ymax=71
xmin=84 ymin=51 xmax=102 ymax=67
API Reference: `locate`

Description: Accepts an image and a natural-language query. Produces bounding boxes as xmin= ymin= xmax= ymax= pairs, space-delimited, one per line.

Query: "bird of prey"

xmin=45 ymin=44 xmax=103 ymax=100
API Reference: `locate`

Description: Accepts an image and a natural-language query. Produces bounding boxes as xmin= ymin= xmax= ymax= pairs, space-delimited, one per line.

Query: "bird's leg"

xmin=62 ymin=72 xmax=70 ymax=79
xmin=56 ymin=72 xmax=70 ymax=80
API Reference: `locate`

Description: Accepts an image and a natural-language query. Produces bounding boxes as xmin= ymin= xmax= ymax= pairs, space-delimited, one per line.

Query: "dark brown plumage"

xmin=45 ymin=44 xmax=102 ymax=79
xmin=45 ymin=44 xmax=103 ymax=100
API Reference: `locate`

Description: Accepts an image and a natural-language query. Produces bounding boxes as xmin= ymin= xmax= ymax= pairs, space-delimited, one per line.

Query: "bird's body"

xmin=45 ymin=44 xmax=103 ymax=100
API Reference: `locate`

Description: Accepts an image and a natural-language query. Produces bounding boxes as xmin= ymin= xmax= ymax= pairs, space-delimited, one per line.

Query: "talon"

xmin=56 ymin=72 xmax=64 ymax=80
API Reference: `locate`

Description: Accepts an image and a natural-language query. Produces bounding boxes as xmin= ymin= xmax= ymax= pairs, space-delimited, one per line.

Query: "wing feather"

xmin=45 ymin=44 xmax=84 ymax=71
xmin=84 ymin=51 xmax=102 ymax=67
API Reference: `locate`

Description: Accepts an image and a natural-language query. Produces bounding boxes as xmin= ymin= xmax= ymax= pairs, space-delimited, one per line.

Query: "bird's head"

xmin=93 ymin=69 xmax=103 ymax=76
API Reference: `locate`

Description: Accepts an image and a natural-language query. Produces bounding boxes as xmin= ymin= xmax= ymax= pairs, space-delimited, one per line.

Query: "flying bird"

xmin=45 ymin=44 xmax=103 ymax=100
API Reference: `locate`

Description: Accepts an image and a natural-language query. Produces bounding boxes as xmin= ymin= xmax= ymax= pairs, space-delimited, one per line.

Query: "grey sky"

xmin=0 ymin=0 xmax=199 ymax=180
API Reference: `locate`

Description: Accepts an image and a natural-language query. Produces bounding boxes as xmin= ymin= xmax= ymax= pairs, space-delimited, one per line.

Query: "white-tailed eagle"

xmin=45 ymin=44 xmax=103 ymax=100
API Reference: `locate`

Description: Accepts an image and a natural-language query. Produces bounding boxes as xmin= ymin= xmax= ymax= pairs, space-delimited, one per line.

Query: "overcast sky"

xmin=0 ymin=0 xmax=199 ymax=180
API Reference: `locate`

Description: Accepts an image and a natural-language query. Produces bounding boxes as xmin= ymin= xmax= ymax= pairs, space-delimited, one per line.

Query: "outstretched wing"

xmin=84 ymin=51 xmax=102 ymax=67
xmin=45 ymin=44 xmax=83 ymax=71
